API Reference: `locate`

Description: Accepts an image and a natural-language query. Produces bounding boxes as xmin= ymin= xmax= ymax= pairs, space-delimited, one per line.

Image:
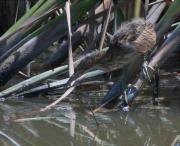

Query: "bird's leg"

xmin=142 ymin=61 xmax=155 ymax=83
xmin=152 ymin=69 xmax=159 ymax=105
xmin=141 ymin=53 xmax=154 ymax=83
xmin=142 ymin=60 xmax=160 ymax=105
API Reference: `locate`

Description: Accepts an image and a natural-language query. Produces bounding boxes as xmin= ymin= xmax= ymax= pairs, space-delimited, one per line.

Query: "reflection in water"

xmin=0 ymin=94 xmax=179 ymax=146
xmin=171 ymin=135 xmax=180 ymax=146
xmin=0 ymin=130 xmax=21 ymax=146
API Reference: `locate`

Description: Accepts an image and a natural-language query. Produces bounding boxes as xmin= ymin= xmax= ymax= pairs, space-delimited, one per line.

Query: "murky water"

xmin=0 ymin=89 xmax=179 ymax=146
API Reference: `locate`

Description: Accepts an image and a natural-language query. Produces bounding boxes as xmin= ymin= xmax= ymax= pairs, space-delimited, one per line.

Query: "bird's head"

xmin=109 ymin=18 xmax=156 ymax=54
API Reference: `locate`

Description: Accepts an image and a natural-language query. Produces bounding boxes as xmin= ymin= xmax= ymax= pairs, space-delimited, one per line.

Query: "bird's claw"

xmin=118 ymin=85 xmax=139 ymax=111
xmin=142 ymin=61 xmax=155 ymax=83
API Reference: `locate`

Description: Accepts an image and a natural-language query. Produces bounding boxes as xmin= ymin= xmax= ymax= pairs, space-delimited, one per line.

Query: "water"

xmin=0 ymin=90 xmax=179 ymax=146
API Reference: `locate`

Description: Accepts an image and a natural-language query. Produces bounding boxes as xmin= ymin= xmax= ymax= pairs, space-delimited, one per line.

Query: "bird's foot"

xmin=118 ymin=84 xmax=139 ymax=111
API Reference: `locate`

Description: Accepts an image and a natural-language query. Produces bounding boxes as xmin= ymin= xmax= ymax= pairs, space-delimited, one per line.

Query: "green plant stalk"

xmin=27 ymin=0 xmax=98 ymax=47
xmin=1 ymin=0 xmax=95 ymax=53
xmin=0 ymin=65 xmax=68 ymax=98
xmin=155 ymin=0 xmax=180 ymax=48
xmin=134 ymin=0 xmax=141 ymax=17
xmin=2 ymin=0 xmax=77 ymax=39
xmin=0 ymin=0 xmax=94 ymax=60
xmin=0 ymin=6 xmax=63 ymax=59
xmin=0 ymin=0 xmax=66 ymax=54
xmin=0 ymin=0 xmax=98 ymax=85
xmin=0 ymin=47 xmax=108 ymax=98
xmin=159 ymin=0 xmax=180 ymax=20
xmin=17 ymin=0 xmax=64 ymax=37
xmin=31 ymin=0 xmax=97 ymax=37
xmin=32 ymin=0 xmax=60 ymax=16
xmin=18 ymin=69 xmax=106 ymax=97
xmin=156 ymin=0 xmax=180 ymax=32
xmin=22 ymin=0 xmax=78 ymax=30
xmin=2 ymin=0 xmax=46 ymax=37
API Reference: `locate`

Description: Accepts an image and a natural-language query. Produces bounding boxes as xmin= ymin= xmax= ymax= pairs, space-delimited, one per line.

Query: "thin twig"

xmin=98 ymin=0 xmax=113 ymax=50
xmin=148 ymin=0 xmax=164 ymax=6
xmin=87 ymin=101 xmax=99 ymax=126
xmin=15 ymin=0 xmax=20 ymax=23
xmin=77 ymin=124 xmax=103 ymax=144
xmin=40 ymin=86 xmax=75 ymax=112
xmin=0 ymin=130 xmax=21 ymax=146
xmin=92 ymin=94 xmax=117 ymax=113
xmin=65 ymin=1 xmax=74 ymax=77
xmin=17 ymin=71 xmax=29 ymax=79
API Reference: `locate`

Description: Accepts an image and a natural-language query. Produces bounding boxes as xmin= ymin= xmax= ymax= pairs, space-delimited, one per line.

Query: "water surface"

xmin=0 ymin=90 xmax=179 ymax=146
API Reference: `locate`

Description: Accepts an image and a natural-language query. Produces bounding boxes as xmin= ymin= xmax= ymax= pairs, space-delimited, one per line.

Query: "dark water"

xmin=0 ymin=91 xmax=179 ymax=146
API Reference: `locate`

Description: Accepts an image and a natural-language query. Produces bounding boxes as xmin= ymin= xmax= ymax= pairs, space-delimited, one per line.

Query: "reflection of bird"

xmin=68 ymin=18 xmax=156 ymax=85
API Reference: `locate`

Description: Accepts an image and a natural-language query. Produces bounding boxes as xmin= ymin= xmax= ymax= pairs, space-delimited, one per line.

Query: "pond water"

xmin=0 ymin=89 xmax=179 ymax=146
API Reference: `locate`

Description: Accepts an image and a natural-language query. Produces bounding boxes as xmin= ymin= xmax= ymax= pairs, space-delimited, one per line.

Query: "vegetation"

xmin=0 ymin=0 xmax=179 ymax=112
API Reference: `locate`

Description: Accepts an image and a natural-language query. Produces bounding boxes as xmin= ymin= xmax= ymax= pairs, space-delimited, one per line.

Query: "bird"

xmin=67 ymin=18 xmax=156 ymax=88
xmin=100 ymin=18 xmax=157 ymax=107
xmin=110 ymin=18 xmax=156 ymax=54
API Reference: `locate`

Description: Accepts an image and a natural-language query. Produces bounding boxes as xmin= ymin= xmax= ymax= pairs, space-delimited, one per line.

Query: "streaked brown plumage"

xmin=110 ymin=18 xmax=156 ymax=54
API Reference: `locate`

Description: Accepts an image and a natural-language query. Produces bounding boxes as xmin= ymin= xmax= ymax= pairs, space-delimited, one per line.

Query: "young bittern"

xmin=68 ymin=18 xmax=156 ymax=91
xmin=101 ymin=18 xmax=157 ymax=108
